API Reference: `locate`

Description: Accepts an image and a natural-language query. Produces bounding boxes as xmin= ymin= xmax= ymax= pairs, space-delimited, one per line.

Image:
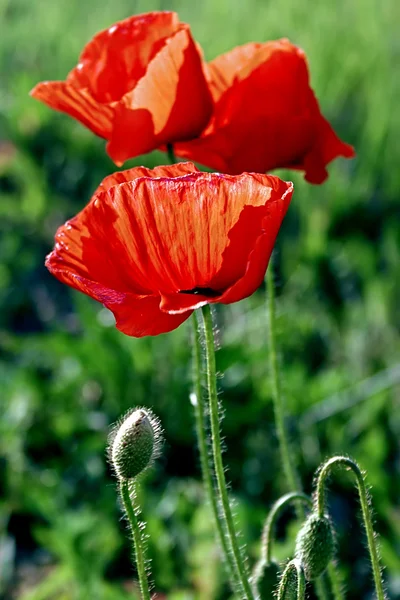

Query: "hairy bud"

xmin=295 ymin=513 xmax=334 ymax=580
xmin=252 ymin=558 xmax=280 ymax=598
xmin=109 ymin=408 xmax=162 ymax=480
xmin=277 ymin=560 xmax=305 ymax=600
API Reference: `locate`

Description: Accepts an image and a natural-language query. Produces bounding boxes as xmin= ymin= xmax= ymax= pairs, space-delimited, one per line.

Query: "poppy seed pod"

xmin=295 ymin=513 xmax=334 ymax=580
xmin=252 ymin=558 xmax=280 ymax=598
xmin=109 ymin=408 xmax=162 ymax=480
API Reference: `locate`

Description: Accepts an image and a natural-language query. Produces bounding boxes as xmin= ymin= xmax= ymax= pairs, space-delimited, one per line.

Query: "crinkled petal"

xmin=103 ymin=171 xmax=282 ymax=296
xmin=159 ymin=175 xmax=293 ymax=314
xmin=46 ymin=166 xmax=293 ymax=329
xmin=95 ymin=162 xmax=200 ymax=194
xmin=218 ymin=181 xmax=293 ymax=303
xmin=30 ymin=81 xmax=114 ymax=138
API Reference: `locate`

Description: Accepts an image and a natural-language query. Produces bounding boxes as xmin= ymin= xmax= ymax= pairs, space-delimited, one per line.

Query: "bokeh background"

xmin=1 ymin=0 xmax=399 ymax=598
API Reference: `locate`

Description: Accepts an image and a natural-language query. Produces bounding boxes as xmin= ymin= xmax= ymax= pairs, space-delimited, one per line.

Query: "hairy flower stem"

xmin=260 ymin=492 xmax=312 ymax=564
xmin=191 ymin=314 xmax=239 ymax=587
xmin=266 ymin=263 xmax=300 ymax=496
xmin=120 ymin=480 xmax=151 ymax=600
xmin=316 ymin=456 xmax=386 ymax=600
xmin=259 ymin=492 xmax=342 ymax=600
xmin=200 ymin=305 xmax=254 ymax=600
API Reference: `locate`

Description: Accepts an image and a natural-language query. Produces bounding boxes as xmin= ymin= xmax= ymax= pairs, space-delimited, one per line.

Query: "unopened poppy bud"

xmin=295 ymin=513 xmax=334 ymax=580
xmin=109 ymin=408 xmax=162 ymax=480
xmin=252 ymin=558 xmax=280 ymax=598
xmin=280 ymin=572 xmax=297 ymax=600
xmin=277 ymin=560 xmax=304 ymax=600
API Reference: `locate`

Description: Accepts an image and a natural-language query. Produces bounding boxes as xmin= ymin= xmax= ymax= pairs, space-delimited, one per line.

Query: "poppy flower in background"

xmin=30 ymin=12 xmax=212 ymax=165
xmin=46 ymin=163 xmax=293 ymax=337
xmin=175 ymin=39 xmax=355 ymax=184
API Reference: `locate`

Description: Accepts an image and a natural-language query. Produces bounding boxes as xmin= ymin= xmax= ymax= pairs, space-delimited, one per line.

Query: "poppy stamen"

xmin=179 ymin=287 xmax=221 ymax=298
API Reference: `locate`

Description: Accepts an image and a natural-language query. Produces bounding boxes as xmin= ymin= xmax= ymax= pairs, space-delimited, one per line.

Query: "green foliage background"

xmin=1 ymin=0 xmax=399 ymax=598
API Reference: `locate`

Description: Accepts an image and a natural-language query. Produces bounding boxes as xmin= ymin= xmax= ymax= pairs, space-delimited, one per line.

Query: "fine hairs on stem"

xmin=200 ymin=304 xmax=255 ymax=600
xmin=315 ymin=456 xmax=387 ymax=600
xmin=190 ymin=313 xmax=240 ymax=589
xmin=120 ymin=480 xmax=151 ymax=600
xmin=109 ymin=408 xmax=162 ymax=600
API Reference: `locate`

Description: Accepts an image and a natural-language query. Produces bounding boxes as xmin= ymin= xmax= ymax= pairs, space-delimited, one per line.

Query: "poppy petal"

xmin=95 ymin=162 xmax=200 ymax=194
xmin=158 ymin=175 xmax=293 ymax=314
xmin=106 ymin=26 xmax=212 ymax=164
xmin=207 ymin=40 xmax=286 ymax=101
xmin=175 ymin=39 xmax=354 ymax=183
xmin=107 ymin=294 xmax=192 ymax=337
xmin=68 ymin=12 xmax=180 ymax=103
xmin=46 ymin=262 xmax=191 ymax=337
xmin=218 ymin=182 xmax=293 ymax=303
xmin=30 ymin=81 xmax=114 ymax=138
xmin=301 ymin=115 xmax=355 ymax=184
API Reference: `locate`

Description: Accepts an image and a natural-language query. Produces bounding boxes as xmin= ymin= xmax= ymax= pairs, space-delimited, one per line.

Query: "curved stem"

xmin=200 ymin=304 xmax=254 ymax=600
xmin=191 ymin=314 xmax=239 ymax=587
xmin=278 ymin=559 xmax=305 ymax=600
xmin=120 ymin=480 xmax=151 ymax=600
xmin=266 ymin=264 xmax=300 ymax=495
xmin=316 ymin=456 xmax=386 ymax=600
xmin=166 ymin=143 xmax=176 ymax=165
xmin=260 ymin=492 xmax=312 ymax=564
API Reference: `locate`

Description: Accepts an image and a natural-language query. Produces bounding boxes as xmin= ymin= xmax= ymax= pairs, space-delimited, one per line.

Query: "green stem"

xmin=278 ymin=559 xmax=306 ymax=600
xmin=200 ymin=304 xmax=254 ymax=600
xmin=260 ymin=492 xmax=312 ymax=564
xmin=120 ymin=480 xmax=151 ymax=600
xmin=191 ymin=314 xmax=239 ymax=587
xmin=266 ymin=263 xmax=300 ymax=495
xmin=316 ymin=456 xmax=386 ymax=600
xmin=166 ymin=143 xmax=176 ymax=165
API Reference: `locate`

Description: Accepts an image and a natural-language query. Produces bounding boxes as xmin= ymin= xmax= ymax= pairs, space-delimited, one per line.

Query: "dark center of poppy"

xmin=179 ymin=287 xmax=221 ymax=298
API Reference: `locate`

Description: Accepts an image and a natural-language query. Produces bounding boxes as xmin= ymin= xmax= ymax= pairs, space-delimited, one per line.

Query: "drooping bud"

xmin=109 ymin=407 xmax=162 ymax=480
xmin=295 ymin=513 xmax=334 ymax=580
xmin=252 ymin=558 xmax=280 ymax=599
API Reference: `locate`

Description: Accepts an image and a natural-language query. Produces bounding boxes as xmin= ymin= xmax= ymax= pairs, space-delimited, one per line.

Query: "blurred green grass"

xmin=0 ymin=0 xmax=399 ymax=598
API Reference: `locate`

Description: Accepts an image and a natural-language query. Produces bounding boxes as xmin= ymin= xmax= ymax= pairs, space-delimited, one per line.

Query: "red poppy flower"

xmin=46 ymin=163 xmax=293 ymax=337
xmin=30 ymin=12 xmax=212 ymax=165
xmin=175 ymin=40 xmax=355 ymax=184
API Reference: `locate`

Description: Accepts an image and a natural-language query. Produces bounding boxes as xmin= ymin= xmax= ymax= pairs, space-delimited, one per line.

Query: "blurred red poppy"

xmin=30 ymin=12 xmax=212 ymax=165
xmin=175 ymin=40 xmax=355 ymax=184
xmin=46 ymin=163 xmax=293 ymax=337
